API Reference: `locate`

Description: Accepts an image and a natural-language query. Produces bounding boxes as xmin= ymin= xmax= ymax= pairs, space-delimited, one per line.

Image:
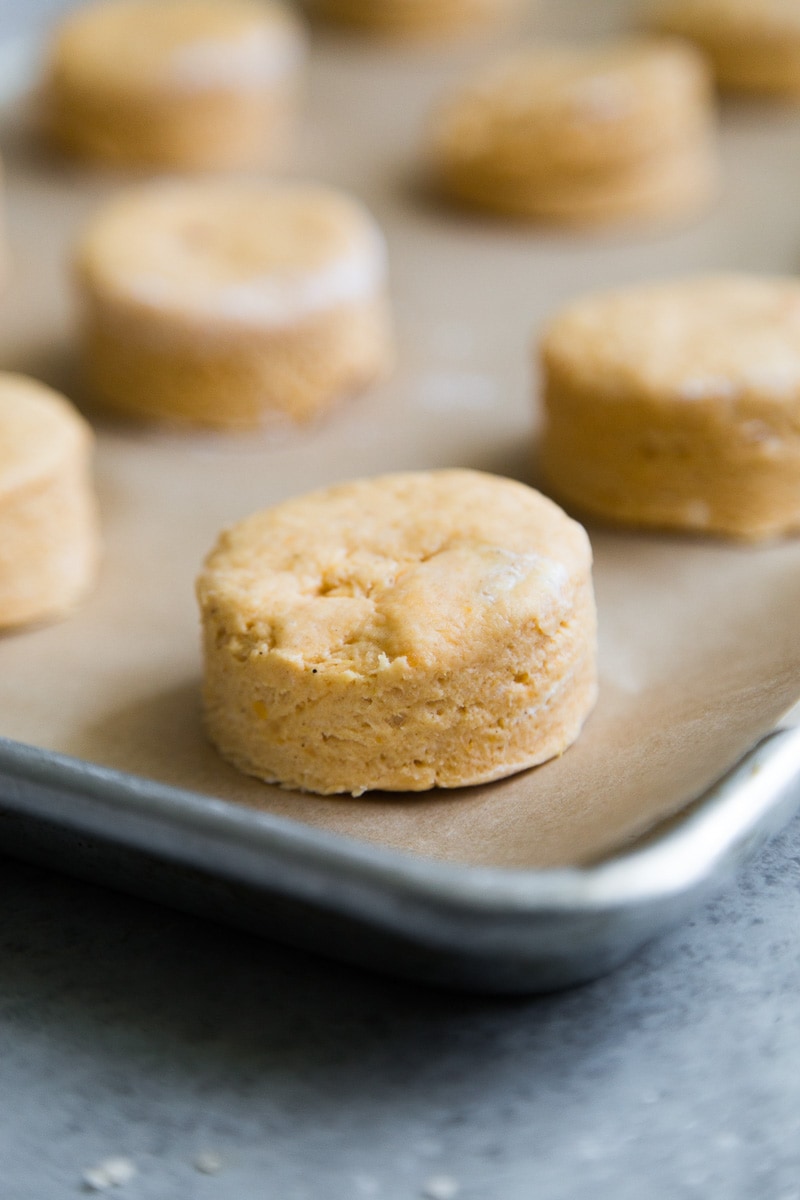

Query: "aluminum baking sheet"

xmin=1 ymin=2 xmax=800 ymax=991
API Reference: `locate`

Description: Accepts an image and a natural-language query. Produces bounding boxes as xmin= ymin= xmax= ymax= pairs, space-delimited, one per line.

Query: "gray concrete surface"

xmin=2 ymin=822 xmax=800 ymax=1200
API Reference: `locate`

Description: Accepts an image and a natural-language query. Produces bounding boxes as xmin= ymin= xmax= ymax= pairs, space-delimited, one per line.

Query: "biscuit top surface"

xmin=76 ymin=183 xmax=387 ymax=326
xmin=197 ymin=470 xmax=592 ymax=674
xmin=541 ymin=274 xmax=800 ymax=405
xmin=0 ymin=374 xmax=91 ymax=498
xmin=48 ymin=0 xmax=303 ymax=92
xmin=430 ymin=36 xmax=712 ymax=165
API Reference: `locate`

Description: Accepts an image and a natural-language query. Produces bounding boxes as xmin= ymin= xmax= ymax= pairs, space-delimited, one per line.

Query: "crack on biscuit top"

xmin=208 ymin=545 xmax=576 ymax=673
xmin=197 ymin=471 xmax=590 ymax=675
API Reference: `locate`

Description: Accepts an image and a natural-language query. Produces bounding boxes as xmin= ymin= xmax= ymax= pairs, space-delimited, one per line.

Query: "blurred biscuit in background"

xmin=426 ymin=36 xmax=719 ymax=226
xmin=0 ymin=374 xmax=99 ymax=630
xmin=308 ymin=0 xmax=525 ymax=40
xmin=74 ymin=181 xmax=394 ymax=429
xmin=41 ymin=0 xmax=306 ymax=171
xmin=651 ymin=0 xmax=800 ymax=100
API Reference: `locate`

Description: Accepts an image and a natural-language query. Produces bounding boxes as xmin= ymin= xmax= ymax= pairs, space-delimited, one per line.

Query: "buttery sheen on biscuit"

xmin=42 ymin=0 xmax=305 ymax=170
xmin=652 ymin=0 xmax=800 ymax=99
xmin=0 ymin=374 xmax=98 ymax=629
xmin=197 ymin=469 xmax=597 ymax=796
xmin=427 ymin=36 xmax=718 ymax=225
xmin=311 ymin=0 xmax=521 ymax=40
xmin=74 ymin=182 xmax=393 ymax=429
xmin=539 ymin=275 xmax=800 ymax=539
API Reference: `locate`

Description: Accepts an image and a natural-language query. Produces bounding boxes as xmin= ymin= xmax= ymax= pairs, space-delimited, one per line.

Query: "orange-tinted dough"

xmin=197 ymin=469 xmax=597 ymax=795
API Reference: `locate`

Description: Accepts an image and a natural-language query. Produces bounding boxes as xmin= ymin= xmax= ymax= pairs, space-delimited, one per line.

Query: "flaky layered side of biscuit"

xmin=197 ymin=470 xmax=597 ymax=795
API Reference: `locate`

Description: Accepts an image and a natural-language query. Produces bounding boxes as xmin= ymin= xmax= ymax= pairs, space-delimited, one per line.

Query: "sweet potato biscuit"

xmin=42 ymin=0 xmax=306 ymax=170
xmin=539 ymin=275 xmax=800 ymax=539
xmin=197 ymin=469 xmax=597 ymax=796
xmin=427 ymin=36 xmax=718 ymax=225
xmin=434 ymin=138 xmax=716 ymax=225
xmin=310 ymin=0 xmax=521 ymax=40
xmin=74 ymin=181 xmax=394 ymax=429
xmin=0 ymin=374 xmax=98 ymax=630
xmin=652 ymin=0 xmax=800 ymax=99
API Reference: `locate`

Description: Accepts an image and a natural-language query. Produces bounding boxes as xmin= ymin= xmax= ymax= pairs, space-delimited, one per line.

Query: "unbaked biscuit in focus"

xmin=197 ymin=469 xmax=597 ymax=796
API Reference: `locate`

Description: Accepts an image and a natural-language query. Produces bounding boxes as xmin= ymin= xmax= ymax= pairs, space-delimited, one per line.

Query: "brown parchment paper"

xmin=1 ymin=1 xmax=799 ymax=869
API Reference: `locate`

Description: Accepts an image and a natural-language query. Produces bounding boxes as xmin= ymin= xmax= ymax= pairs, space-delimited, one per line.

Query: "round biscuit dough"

xmin=652 ymin=0 xmax=800 ymax=98
xmin=427 ymin=36 xmax=718 ymax=224
xmin=42 ymin=0 xmax=306 ymax=169
xmin=539 ymin=275 xmax=800 ymax=539
xmin=434 ymin=138 xmax=716 ymax=225
xmin=311 ymin=0 xmax=521 ymax=39
xmin=0 ymin=374 xmax=99 ymax=629
xmin=197 ymin=470 xmax=598 ymax=796
xmin=74 ymin=181 xmax=394 ymax=429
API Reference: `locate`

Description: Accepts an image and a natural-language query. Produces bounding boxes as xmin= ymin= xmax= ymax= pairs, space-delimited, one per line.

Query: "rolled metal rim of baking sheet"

xmin=1 ymin=722 xmax=799 ymax=992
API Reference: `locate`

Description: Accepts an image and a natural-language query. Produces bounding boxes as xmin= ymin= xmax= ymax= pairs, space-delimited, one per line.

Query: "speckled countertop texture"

xmin=2 ymin=833 xmax=800 ymax=1200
